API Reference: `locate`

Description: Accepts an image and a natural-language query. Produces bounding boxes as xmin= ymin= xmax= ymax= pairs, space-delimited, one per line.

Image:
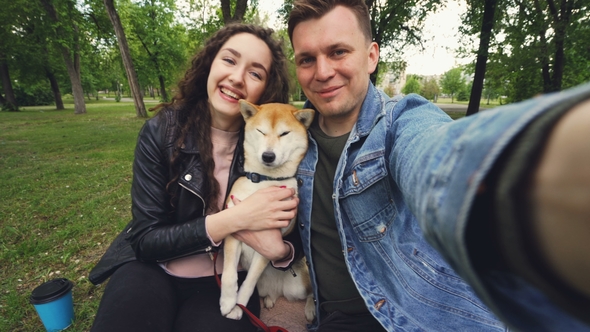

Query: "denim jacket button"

xmin=299 ymin=222 xmax=304 ymax=229
xmin=297 ymin=178 xmax=303 ymax=187
xmin=374 ymin=299 xmax=386 ymax=311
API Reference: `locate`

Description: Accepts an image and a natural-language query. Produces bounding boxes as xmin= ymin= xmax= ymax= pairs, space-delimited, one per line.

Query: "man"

xmin=287 ymin=0 xmax=590 ymax=331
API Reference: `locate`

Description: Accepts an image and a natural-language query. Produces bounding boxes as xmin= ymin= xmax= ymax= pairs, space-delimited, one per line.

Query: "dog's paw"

xmin=305 ymin=296 xmax=316 ymax=322
xmin=224 ymin=305 xmax=243 ymax=320
xmin=220 ymin=295 xmax=238 ymax=317
xmin=262 ymin=296 xmax=276 ymax=309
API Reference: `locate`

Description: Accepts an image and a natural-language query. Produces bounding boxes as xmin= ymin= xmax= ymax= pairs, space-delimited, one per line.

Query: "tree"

xmin=368 ymin=0 xmax=445 ymax=84
xmin=0 ymin=53 xmax=18 ymax=110
xmin=0 ymin=0 xmax=70 ymax=110
xmin=460 ymin=0 xmax=590 ymax=102
xmin=104 ymin=0 xmax=148 ymax=118
xmin=126 ymin=0 xmax=189 ymax=103
xmin=402 ymin=75 xmax=422 ymax=95
xmin=421 ymin=77 xmax=440 ymax=101
xmin=440 ymin=67 xmax=466 ymax=103
xmin=39 ymin=0 xmax=87 ymax=114
xmin=465 ymin=0 xmax=499 ymax=116
xmin=220 ymin=0 xmax=249 ymax=24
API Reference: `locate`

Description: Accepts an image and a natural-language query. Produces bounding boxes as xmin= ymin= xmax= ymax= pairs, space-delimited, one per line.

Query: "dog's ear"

xmin=239 ymin=100 xmax=259 ymax=120
xmin=293 ymin=108 xmax=315 ymax=129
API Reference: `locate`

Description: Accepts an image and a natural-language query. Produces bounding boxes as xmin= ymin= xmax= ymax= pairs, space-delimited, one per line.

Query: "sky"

xmin=258 ymin=0 xmax=470 ymax=77
xmin=402 ymin=1 xmax=470 ymax=76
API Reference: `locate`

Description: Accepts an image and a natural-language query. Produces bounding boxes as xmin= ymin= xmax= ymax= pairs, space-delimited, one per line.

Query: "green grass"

xmin=0 ymin=101 xmax=152 ymax=331
xmin=435 ymin=97 xmax=503 ymax=108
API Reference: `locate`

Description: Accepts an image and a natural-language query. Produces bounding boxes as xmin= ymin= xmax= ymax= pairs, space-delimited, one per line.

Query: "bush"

xmin=457 ymin=89 xmax=469 ymax=102
xmin=13 ymin=83 xmax=54 ymax=106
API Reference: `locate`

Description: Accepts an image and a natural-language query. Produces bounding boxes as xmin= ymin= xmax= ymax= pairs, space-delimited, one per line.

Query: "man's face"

xmin=292 ymin=5 xmax=379 ymax=129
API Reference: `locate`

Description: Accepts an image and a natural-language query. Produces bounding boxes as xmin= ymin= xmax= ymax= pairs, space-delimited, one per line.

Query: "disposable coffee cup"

xmin=30 ymin=278 xmax=75 ymax=332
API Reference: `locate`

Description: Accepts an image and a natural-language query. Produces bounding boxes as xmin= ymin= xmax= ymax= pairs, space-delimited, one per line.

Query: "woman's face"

xmin=207 ymin=33 xmax=272 ymax=131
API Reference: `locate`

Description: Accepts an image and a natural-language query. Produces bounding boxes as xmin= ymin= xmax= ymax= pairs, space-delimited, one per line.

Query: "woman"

xmin=89 ymin=24 xmax=300 ymax=332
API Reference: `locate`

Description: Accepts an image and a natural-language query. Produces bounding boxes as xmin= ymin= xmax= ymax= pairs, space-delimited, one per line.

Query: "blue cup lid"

xmin=30 ymin=278 xmax=73 ymax=305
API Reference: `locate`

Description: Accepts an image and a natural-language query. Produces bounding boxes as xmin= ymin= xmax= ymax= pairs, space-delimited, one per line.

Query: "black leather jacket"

xmin=90 ymin=107 xmax=300 ymax=285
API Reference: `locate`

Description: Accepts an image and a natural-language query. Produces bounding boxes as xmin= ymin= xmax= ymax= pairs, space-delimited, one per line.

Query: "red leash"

xmin=213 ymin=252 xmax=289 ymax=332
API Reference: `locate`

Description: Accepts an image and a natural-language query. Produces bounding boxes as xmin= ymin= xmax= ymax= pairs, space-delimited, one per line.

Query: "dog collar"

xmin=245 ymin=172 xmax=294 ymax=183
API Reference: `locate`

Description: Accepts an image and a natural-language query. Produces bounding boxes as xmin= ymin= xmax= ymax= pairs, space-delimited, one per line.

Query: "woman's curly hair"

xmin=151 ymin=24 xmax=291 ymax=213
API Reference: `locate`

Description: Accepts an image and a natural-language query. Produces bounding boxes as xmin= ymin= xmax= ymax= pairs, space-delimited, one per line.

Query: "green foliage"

xmin=421 ymin=77 xmax=440 ymax=101
xmin=402 ymin=76 xmax=422 ymax=95
xmin=369 ymin=0 xmax=445 ymax=83
xmin=440 ymin=67 xmax=467 ymax=103
xmin=456 ymin=88 xmax=469 ymax=102
xmin=13 ymin=82 xmax=55 ymax=106
xmin=0 ymin=101 xmax=149 ymax=331
xmin=120 ymin=0 xmax=191 ymax=101
xmin=460 ymin=0 xmax=590 ymax=102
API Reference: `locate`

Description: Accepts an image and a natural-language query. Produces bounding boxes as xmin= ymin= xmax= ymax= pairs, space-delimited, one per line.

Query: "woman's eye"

xmin=223 ymin=58 xmax=235 ymax=65
xmin=250 ymin=71 xmax=262 ymax=80
xmin=299 ymin=58 xmax=313 ymax=66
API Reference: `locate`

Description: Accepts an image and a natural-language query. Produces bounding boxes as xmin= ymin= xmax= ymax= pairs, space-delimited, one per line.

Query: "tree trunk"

xmin=0 ymin=55 xmax=18 ymax=111
xmin=548 ymin=0 xmax=573 ymax=92
xmin=467 ymin=0 xmax=497 ymax=116
xmin=104 ymin=0 xmax=148 ymax=118
xmin=61 ymin=45 xmax=86 ymax=114
xmin=39 ymin=0 xmax=86 ymax=114
xmin=221 ymin=0 xmax=248 ymax=24
xmin=46 ymin=69 xmax=64 ymax=110
xmin=158 ymin=75 xmax=168 ymax=102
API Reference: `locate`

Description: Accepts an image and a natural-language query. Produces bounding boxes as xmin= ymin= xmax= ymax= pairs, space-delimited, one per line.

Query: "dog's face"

xmin=239 ymin=100 xmax=314 ymax=170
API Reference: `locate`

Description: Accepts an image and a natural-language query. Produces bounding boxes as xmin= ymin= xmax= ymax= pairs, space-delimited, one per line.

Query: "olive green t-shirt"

xmin=308 ymin=118 xmax=368 ymax=315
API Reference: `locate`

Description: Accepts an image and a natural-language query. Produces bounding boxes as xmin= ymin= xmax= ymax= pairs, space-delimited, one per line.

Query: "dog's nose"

xmin=262 ymin=152 xmax=275 ymax=163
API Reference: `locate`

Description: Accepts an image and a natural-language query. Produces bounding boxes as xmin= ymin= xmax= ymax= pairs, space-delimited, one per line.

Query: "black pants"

xmin=317 ymin=310 xmax=387 ymax=332
xmin=91 ymin=261 xmax=260 ymax=332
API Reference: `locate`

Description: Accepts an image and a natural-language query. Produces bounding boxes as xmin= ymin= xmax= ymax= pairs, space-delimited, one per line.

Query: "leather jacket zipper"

xmin=178 ymin=181 xmax=207 ymax=216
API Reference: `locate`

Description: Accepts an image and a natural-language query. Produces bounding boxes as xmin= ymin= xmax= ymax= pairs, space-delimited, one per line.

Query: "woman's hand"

xmin=230 ymin=186 xmax=298 ymax=231
xmin=229 ymin=187 xmax=297 ymax=261
xmin=205 ymin=186 xmax=298 ymax=245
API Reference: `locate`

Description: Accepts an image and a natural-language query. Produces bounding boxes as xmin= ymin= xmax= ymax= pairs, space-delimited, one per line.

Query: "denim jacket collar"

xmin=304 ymin=82 xmax=384 ymax=139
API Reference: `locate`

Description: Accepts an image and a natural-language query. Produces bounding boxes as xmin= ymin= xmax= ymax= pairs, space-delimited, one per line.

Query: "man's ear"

xmin=367 ymin=42 xmax=379 ymax=75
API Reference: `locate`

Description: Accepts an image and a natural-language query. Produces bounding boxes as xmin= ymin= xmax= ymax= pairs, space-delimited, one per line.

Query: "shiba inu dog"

xmin=219 ymin=100 xmax=315 ymax=322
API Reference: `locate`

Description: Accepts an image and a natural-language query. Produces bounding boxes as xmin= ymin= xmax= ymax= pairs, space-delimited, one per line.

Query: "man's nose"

xmin=315 ymin=57 xmax=335 ymax=81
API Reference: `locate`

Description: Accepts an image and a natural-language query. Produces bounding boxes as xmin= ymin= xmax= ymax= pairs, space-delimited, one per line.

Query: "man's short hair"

xmin=287 ymin=0 xmax=373 ymax=44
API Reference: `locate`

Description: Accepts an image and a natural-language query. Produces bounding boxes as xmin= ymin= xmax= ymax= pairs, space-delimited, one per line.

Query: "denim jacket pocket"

xmin=339 ymin=156 xmax=396 ymax=242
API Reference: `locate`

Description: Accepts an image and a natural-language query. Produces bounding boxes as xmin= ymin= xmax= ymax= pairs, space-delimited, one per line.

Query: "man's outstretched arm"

xmin=531 ymin=98 xmax=590 ymax=299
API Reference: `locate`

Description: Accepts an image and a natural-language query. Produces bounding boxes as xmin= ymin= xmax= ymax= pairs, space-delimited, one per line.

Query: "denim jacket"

xmin=297 ymin=82 xmax=590 ymax=331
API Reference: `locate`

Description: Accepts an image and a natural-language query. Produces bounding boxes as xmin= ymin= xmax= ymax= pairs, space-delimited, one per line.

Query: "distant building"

xmin=377 ymin=67 xmax=406 ymax=97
